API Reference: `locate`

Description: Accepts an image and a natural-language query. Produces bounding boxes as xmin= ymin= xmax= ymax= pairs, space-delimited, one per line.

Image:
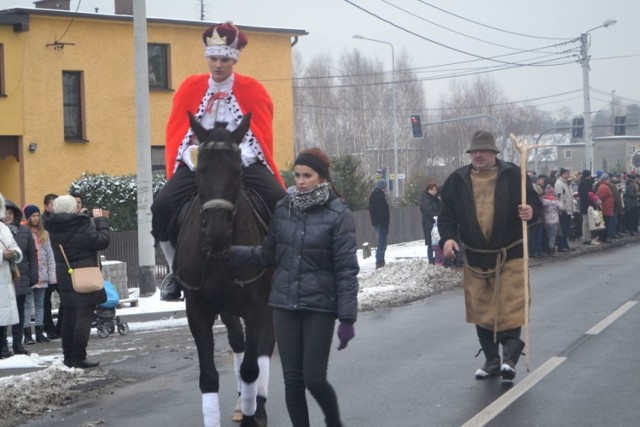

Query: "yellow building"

xmin=0 ymin=5 xmax=306 ymax=207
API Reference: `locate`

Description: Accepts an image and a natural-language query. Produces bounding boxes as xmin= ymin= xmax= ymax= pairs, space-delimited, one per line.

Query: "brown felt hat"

xmin=466 ymin=130 xmax=500 ymax=153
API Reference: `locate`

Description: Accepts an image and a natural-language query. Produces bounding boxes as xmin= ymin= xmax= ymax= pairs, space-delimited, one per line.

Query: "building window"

xmin=564 ymin=150 xmax=572 ymax=159
xmin=151 ymin=146 xmax=166 ymax=172
xmin=0 ymin=44 xmax=5 ymax=95
xmin=629 ymin=145 xmax=636 ymax=155
xmin=148 ymin=44 xmax=170 ymax=89
xmin=62 ymin=71 xmax=84 ymax=140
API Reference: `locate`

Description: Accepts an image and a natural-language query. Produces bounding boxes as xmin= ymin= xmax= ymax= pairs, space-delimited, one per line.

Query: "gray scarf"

xmin=289 ymin=182 xmax=332 ymax=213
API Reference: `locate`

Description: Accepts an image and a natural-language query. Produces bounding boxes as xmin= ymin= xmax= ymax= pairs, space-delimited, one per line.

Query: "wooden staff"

xmin=509 ymin=133 xmax=545 ymax=372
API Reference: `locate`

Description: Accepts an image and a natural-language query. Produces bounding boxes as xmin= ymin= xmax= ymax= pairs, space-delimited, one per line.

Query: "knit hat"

xmin=202 ymin=22 xmax=248 ymax=60
xmin=559 ymin=168 xmax=569 ymax=176
xmin=376 ymin=179 xmax=387 ymax=190
xmin=466 ymin=130 xmax=500 ymax=153
xmin=596 ymin=169 xmax=603 ymax=178
xmin=544 ymin=185 xmax=555 ymax=197
xmin=53 ymin=195 xmax=77 ymax=214
xmin=23 ymin=204 xmax=40 ymax=219
xmin=581 ymin=169 xmax=591 ymax=178
xmin=294 ymin=151 xmax=330 ymax=179
xmin=600 ymin=173 xmax=610 ymax=181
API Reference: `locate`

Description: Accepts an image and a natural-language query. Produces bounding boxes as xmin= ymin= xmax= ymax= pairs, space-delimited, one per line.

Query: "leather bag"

xmin=59 ymin=245 xmax=104 ymax=293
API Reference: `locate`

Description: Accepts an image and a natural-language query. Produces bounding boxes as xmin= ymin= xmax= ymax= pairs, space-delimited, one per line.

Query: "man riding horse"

xmin=151 ymin=22 xmax=286 ymax=301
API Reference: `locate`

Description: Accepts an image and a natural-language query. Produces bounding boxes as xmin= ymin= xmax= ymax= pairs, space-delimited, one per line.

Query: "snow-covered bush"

xmin=69 ymin=172 xmax=167 ymax=231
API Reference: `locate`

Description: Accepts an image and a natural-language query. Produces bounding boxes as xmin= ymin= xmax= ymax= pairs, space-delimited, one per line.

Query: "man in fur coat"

xmin=438 ymin=131 xmax=542 ymax=380
xmin=151 ymin=22 xmax=286 ymax=300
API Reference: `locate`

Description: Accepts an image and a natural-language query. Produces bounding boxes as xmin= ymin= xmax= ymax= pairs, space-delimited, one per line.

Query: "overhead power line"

xmin=415 ymin=0 xmax=573 ymax=41
xmin=343 ymin=0 xmax=576 ymax=66
xmin=382 ymin=0 xmax=560 ymax=53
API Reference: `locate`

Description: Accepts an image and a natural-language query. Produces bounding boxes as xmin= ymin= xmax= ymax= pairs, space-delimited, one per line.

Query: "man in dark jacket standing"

xmin=368 ymin=179 xmax=390 ymax=269
xmin=438 ymin=130 xmax=542 ymax=381
xmin=3 ymin=200 xmax=38 ymax=355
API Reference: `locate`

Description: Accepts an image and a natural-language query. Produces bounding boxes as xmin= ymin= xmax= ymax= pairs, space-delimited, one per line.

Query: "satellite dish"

xmin=632 ymin=151 xmax=640 ymax=168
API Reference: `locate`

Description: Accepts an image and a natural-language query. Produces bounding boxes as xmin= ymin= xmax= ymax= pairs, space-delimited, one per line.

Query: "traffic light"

xmin=410 ymin=114 xmax=423 ymax=138
xmin=572 ymin=117 xmax=584 ymax=138
xmin=614 ymin=116 xmax=626 ymax=136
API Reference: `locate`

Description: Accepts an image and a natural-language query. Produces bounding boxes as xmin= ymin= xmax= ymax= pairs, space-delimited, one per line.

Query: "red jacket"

xmin=596 ymin=183 xmax=614 ymax=216
xmin=164 ymin=73 xmax=284 ymax=187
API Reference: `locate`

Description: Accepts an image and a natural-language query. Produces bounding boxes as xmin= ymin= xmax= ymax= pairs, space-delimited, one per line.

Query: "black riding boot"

xmin=24 ymin=327 xmax=35 ymax=345
xmin=0 ymin=327 xmax=12 ymax=359
xmin=500 ymin=334 xmax=525 ymax=380
xmin=475 ymin=325 xmax=501 ymax=379
xmin=160 ymin=274 xmax=183 ymax=301
xmin=36 ymin=326 xmax=50 ymax=343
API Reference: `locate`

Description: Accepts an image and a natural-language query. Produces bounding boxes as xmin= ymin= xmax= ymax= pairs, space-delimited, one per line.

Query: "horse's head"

xmin=188 ymin=111 xmax=251 ymax=256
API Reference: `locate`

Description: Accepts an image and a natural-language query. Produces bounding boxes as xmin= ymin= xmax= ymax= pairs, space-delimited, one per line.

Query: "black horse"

xmin=174 ymin=112 xmax=274 ymax=427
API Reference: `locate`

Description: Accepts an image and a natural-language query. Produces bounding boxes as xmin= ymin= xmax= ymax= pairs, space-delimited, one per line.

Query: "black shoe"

xmin=0 ymin=344 xmax=11 ymax=359
xmin=73 ymin=359 xmax=100 ymax=369
xmin=45 ymin=330 xmax=59 ymax=340
xmin=12 ymin=342 xmax=29 ymax=355
xmin=23 ymin=328 xmax=35 ymax=345
xmin=35 ymin=326 xmax=50 ymax=343
xmin=160 ymin=275 xmax=183 ymax=301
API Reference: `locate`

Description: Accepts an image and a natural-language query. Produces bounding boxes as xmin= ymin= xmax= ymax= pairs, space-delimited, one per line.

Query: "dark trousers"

xmin=151 ymin=163 xmax=286 ymax=241
xmin=558 ymin=213 xmax=571 ymax=249
xmin=43 ymin=285 xmax=56 ymax=334
xmin=273 ymin=308 xmax=341 ymax=427
xmin=61 ymin=305 xmax=94 ymax=364
xmin=11 ymin=294 xmax=27 ymax=343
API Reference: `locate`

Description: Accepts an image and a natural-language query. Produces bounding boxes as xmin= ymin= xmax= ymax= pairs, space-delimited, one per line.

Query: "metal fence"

xmin=105 ymin=206 xmax=424 ymax=288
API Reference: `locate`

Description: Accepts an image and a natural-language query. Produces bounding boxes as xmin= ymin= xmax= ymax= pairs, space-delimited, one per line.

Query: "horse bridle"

xmin=199 ymin=139 xmax=240 ymax=215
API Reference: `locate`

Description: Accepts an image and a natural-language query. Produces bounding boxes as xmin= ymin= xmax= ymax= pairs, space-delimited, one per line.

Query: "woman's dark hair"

xmin=426 ymin=182 xmax=438 ymax=192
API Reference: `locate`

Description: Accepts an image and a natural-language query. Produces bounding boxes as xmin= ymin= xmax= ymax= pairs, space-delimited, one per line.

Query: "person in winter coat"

xmin=41 ymin=193 xmax=60 ymax=339
xmin=623 ymin=174 xmax=640 ymax=235
xmin=554 ymin=168 xmax=574 ymax=252
xmin=438 ymin=130 xmax=541 ymax=382
xmin=45 ymin=195 xmax=109 ymax=369
xmin=23 ymin=204 xmax=57 ymax=344
xmin=578 ymin=170 xmax=599 ymax=244
xmin=3 ymin=199 xmax=38 ymax=356
xmin=419 ymin=182 xmax=442 ymax=265
xmin=541 ymin=185 xmax=563 ymax=257
xmin=0 ymin=193 xmax=23 ymax=359
xmin=230 ymin=147 xmax=359 ymax=427
xmin=368 ymin=178 xmax=390 ymax=269
xmin=595 ymin=174 xmax=615 ymax=243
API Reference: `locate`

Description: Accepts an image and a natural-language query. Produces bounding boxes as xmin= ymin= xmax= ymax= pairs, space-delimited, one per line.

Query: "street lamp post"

xmin=580 ymin=19 xmax=616 ymax=172
xmin=353 ymin=35 xmax=399 ymax=200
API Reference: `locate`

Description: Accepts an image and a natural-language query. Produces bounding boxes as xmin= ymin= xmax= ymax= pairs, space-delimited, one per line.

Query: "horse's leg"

xmin=186 ymin=296 xmax=220 ymax=427
xmin=239 ymin=301 xmax=274 ymax=427
xmin=220 ymin=311 xmax=245 ymax=422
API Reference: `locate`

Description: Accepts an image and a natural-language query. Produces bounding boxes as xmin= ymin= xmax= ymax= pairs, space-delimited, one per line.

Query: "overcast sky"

xmin=4 ymin=0 xmax=639 ymax=117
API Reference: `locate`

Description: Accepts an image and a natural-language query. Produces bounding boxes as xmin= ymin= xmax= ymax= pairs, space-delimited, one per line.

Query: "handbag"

xmin=0 ymin=239 xmax=20 ymax=283
xmin=587 ymin=207 xmax=606 ymax=232
xmin=59 ymin=245 xmax=104 ymax=293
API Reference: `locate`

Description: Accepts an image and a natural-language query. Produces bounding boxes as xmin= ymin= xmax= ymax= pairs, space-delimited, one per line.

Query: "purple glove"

xmin=337 ymin=321 xmax=355 ymax=350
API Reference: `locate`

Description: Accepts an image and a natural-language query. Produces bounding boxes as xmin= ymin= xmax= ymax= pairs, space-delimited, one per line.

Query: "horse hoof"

xmin=232 ymin=397 xmax=243 ymax=422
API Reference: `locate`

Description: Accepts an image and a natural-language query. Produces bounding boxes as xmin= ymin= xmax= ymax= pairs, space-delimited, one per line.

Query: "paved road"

xmin=16 ymin=240 xmax=640 ymax=426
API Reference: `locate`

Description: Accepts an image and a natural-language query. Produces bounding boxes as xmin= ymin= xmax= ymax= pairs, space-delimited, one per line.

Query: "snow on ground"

xmin=0 ymin=241 xmax=462 ymax=426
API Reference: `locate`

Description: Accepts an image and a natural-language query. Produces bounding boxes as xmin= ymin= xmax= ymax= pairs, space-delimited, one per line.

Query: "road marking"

xmin=461 ymin=357 xmax=566 ymax=427
xmin=585 ymin=301 xmax=638 ymax=335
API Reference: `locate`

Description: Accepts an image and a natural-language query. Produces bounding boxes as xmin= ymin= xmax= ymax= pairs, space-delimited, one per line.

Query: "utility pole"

xmin=133 ymin=0 xmax=156 ymax=297
xmin=611 ymin=90 xmax=616 ymax=131
xmin=580 ymin=32 xmax=594 ymax=171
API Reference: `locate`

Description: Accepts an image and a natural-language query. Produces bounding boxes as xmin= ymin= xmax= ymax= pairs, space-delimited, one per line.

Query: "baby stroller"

xmin=94 ymin=280 xmax=129 ymax=338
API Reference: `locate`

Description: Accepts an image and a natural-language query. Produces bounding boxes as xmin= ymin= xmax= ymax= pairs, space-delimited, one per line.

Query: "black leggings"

xmin=151 ymin=163 xmax=286 ymax=241
xmin=61 ymin=305 xmax=94 ymax=364
xmin=273 ymin=309 xmax=342 ymax=427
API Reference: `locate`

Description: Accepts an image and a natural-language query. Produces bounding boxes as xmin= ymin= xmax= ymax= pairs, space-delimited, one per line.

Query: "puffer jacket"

xmin=231 ymin=193 xmax=359 ymax=322
xmin=29 ymin=227 xmax=56 ymax=287
xmin=420 ymin=191 xmax=441 ymax=244
xmin=5 ymin=200 xmax=38 ymax=296
xmin=45 ymin=213 xmax=109 ymax=308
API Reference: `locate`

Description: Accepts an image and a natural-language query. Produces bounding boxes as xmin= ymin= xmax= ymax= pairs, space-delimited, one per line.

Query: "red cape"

xmin=164 ymin=73 xmax=284 ymax=187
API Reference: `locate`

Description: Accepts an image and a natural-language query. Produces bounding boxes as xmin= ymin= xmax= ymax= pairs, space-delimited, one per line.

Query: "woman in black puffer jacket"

xmin=231 ymin=148 xmax=359 ymax=427
xmin=45 ymin=195 xmax=109 ymax=369
xmin=3 ymin=200 xmax=38 ymax=355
